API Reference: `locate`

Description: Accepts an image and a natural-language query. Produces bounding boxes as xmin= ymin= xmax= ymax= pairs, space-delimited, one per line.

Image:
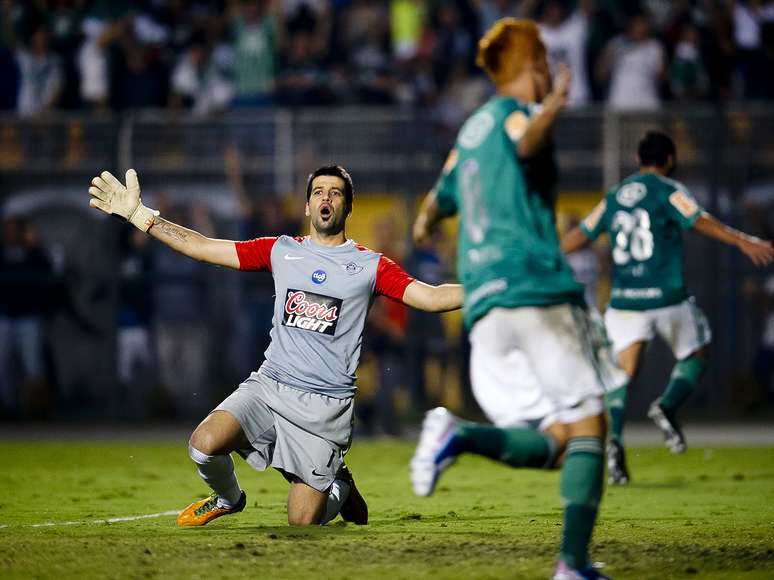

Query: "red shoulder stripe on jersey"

xmin=235 ymin=236 xmax=279 ymax=271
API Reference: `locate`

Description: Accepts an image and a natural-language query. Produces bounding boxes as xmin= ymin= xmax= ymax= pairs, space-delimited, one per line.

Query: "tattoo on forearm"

xmin=155 ymin=219 xmax=190 ymax=243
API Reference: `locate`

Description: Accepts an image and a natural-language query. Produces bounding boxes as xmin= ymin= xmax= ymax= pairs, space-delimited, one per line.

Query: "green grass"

xmin=0 ymin=440 xmax=773 ymax=579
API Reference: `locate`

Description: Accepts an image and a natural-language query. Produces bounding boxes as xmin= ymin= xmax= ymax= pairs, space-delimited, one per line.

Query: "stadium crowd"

xmin=1 ymin=0 xmax=774 ymax=124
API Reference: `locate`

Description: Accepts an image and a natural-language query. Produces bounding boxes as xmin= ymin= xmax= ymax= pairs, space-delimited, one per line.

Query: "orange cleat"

xmin=176 ymin=491 xmax=246 ymax=527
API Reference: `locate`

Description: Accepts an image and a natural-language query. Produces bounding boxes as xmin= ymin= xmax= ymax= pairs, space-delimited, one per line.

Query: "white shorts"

xmin=469 ymin=304 xmax=627 ymax=427
xmin=604 ymin=298 xmax=712 ymax=360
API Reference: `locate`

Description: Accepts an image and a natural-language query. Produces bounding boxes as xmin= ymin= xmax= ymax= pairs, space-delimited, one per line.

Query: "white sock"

xmin=320 ymin=479 xmax=351 ymax=525
xmin=188 ymin=444 xmax=243 ymax=508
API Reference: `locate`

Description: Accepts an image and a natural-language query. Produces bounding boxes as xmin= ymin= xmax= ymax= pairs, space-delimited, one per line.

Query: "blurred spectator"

xmin=275 ymin=30 xmax=332 ymax=105
xmin=110 ymin=33 xmax=169 ymax=110
xmin=753 ymin=274 xmax=774 ymax=403
xmin=733 ymin=0 xmax=774 ymax=99
xmin=153 ymin=201 xmax=213 ymax=417
xmin=476 ymin=0 xmax=528 ymax=35
xmin=365 ymin=215 xmax=408 ymax=435
xmin=435 ymin=61 xmax=489 ymax=134
xmin=390 ymin=0 xmax=426 ymax=61
xmin=283 ymin=0 xmax=330 ymax=53
xmin=404 ymin=232 xmax=448 ymax=415
xmin=116 ymin=225 xmax=155 ymax=417
xmin=669 ymin=23 xmax=710 ymax=101
xmin=15 ymin=23 xmax=62 ymax=116
xmin=169 ymin=32 xmax=234 ymax=115
xmin=229 ymin=0 xmax=282 ymax=107
xmin=596 ymin=12 xmax=666 ymax=110
xmin=46 ymin=0 xmax=84 ymax=110
xmin=429 ymin=1 xmax=477 ymax=93
xmin=0 ymin=27 xmax=19 ymax=110
xmin=342 ymin=0 xmax=396 ymax=103
xmin=539 ymin=0 xmax=593 ymax=107
xmin=0 ymin=216 xmax=53 ymax=418
xmin=77 ymin=1 xmax=130 ymax=110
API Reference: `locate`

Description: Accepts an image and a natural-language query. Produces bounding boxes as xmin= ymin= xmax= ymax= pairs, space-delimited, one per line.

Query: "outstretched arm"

xmin=88 ymin=169 xmax=241 ymax=269
xmin=401 ymin=280 xmax=463 ymax=313
xmin=561 ymin=226 xmax=593 ymax=254
xmin=692 ymin=212 xmax=774 ymax=267
xmin=148 ymin=217 xmax=241 ymax=268
xmin=517 ymin=65 xmax=570 ymax=159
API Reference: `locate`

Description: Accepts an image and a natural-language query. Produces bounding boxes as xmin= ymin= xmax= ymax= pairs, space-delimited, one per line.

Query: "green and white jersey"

xmin=581 ymin=172 xmax=703 ymax=310
xmin=434 ymin=96 xmax=584 ymax=329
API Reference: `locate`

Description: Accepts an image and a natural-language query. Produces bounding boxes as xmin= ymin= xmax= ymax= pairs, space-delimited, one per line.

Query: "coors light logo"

xmin=282 ymin=288 xmax=342 ymax=336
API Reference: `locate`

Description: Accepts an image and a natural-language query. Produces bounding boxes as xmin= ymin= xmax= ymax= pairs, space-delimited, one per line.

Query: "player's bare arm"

xmin=149 ymin=217 xmax=240 ymax=268
xmin=402 ymin=280 xmax=463 ymax=313
xmin=560 ymin=226 xmax=592 ymax=254
xmin=517 ymin=64 xmax=570 ymax=159
xmin=692 ymin=212 xmax=774 ymax=267
xmin=88 ymin=168 xmax=241 ymax=269
xmin=412 ymin=189 xmax=443 ymax=246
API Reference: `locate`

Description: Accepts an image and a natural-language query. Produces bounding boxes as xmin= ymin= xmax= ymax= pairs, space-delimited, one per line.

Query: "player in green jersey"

xmin=411 ymin=18 xmax=626 ymax=580
xmin=562 ymin=131 xmax=774 ymax=485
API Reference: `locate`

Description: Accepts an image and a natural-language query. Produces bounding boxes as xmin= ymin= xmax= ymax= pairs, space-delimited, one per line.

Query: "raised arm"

xmin=88 ymin=169 xmax=241 ymax=269
xmin=401 ymin=280 xmax=463 ymax=313
xmin=692 ymin=212 xmax=774 ymax=267
xmin=517 ymin=64 xmax=570 ymax=159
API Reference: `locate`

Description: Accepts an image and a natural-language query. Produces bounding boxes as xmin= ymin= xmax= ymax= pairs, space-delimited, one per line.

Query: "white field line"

xmin=0 ymin=510 xmax=179 ymax=529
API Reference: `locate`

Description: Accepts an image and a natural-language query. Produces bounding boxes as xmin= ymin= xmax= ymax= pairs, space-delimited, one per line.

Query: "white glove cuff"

xmin=128 ymin=203 xmax=160 ymax=232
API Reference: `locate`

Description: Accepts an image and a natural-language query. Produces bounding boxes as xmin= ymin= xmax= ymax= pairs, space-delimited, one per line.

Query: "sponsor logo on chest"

xmin=616 ymin=183 xmax=647 ymax=207
xmin=282 ymin=288 xmax=342 ymax=336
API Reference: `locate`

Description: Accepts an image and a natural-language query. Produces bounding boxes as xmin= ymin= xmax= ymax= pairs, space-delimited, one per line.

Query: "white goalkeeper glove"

xmin=88 ymin=169 xmax=159 ymax=232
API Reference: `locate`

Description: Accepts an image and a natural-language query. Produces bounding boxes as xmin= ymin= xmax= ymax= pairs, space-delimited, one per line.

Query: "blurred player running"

xmin=562 ymin=131 xmax=774 ymax=484
xmin=411 ymin=18 xmax=625 ymax=580
xmin=88 ymin=164 xmax=462 ymax=526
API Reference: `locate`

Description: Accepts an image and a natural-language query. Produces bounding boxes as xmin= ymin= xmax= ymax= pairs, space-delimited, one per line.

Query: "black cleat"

xmin=647 ymin=399 xmax=686 ymax=454
xmin=606 ymin=439 xmax=630 ymax=485
xmin=337 ymin=464 xmax=368 ymax=525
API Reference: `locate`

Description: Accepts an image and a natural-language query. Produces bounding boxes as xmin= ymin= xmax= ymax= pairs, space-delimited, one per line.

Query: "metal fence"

xmin=0 ymin=106 xmax=772 ymax=421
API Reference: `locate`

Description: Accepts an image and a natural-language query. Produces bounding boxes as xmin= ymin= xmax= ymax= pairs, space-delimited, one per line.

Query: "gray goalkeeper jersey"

xmin=235 ymin=235 xmax=414 ymax=398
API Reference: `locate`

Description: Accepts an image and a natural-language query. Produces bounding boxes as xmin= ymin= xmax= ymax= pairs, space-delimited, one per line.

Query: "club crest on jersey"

xmin=458 ymin=111 xmax=495 ymax=149
xmin=616 ymin=183 xmax=647 ymax=207
xmin=311 ymin=269 xmax=327 ymax=284
xmin=342 ymin=262 xmax=363 ymax=275
xmin=283 ymin=289 xmax=341 ymax=336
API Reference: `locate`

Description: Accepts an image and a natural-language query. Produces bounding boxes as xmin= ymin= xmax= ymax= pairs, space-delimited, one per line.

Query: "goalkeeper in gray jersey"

xmin=88 ymin=164 xmax=463 ymax=527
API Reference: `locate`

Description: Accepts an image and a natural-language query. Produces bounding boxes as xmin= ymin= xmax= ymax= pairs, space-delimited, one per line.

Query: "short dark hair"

xmin=305 ymin=165 xmax=354 ymax=210
xmin=638 ymin=131 xmax=676 ymax=167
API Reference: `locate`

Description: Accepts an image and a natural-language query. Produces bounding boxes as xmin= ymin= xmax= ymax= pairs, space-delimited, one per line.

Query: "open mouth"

xmin=320 ymin=204 xmax=333 ymax=221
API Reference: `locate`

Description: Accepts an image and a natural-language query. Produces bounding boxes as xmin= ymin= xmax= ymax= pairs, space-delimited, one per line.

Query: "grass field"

xmin=1 ymin=437 xmax=773 ymax=579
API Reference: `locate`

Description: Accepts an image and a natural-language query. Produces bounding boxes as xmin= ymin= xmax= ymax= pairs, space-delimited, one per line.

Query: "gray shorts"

xmin=215 ymin=371 xmax=353 ymax=492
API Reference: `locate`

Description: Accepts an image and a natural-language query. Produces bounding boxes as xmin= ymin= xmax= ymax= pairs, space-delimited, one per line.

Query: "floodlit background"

xmin=0 ymin=0 xmax=773 ymax=430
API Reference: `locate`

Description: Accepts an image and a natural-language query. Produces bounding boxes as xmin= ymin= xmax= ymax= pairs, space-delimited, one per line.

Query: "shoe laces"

xmin=194 ymin=494 xmax=220 ymax=516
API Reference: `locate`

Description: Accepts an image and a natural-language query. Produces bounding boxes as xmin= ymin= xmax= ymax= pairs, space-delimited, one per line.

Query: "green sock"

xmin=604 ymin=383 xmax=628 ymax=443
xmin=660 ymin=355 xmax=706 ymax=415
xmin=560 ymin=437 xmax=604 ymax=570
xmin=455 ymin=423 xmax=557 ymax=469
